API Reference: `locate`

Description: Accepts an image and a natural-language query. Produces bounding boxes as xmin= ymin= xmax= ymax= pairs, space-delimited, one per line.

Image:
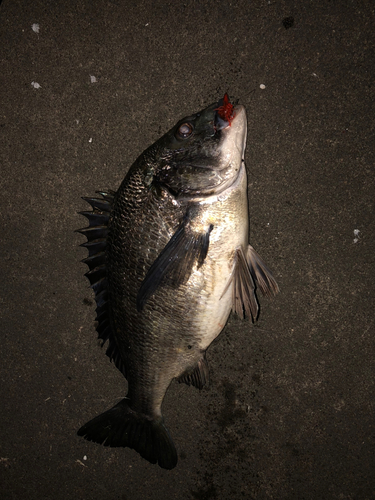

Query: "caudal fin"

xmin=77 ymin=399 xmax=178 ymax=470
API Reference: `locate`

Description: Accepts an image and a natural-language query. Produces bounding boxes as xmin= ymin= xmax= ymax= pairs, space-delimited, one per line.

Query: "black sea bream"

xmin=77 ymin=94 xmax=279 ymax=469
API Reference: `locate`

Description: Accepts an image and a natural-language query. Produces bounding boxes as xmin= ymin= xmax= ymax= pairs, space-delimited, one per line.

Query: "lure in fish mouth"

xmin=77 ymin=94 xmax=279 ymax=469
xmin=214 ymin=92 xmax=235 ymax=129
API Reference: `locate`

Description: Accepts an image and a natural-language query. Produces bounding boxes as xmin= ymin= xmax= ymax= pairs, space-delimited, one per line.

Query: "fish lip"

xmin=214 ymin=113 xmax=230 ymax=131
xmin=230 ymin=104 xmax=247 ymax=159
xmin=221 ymin=103 xmax=245 ymax=130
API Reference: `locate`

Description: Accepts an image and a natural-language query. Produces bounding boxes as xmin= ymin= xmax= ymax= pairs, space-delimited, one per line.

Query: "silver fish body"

xmin=77 ymin=96 xmax=278 ymax=469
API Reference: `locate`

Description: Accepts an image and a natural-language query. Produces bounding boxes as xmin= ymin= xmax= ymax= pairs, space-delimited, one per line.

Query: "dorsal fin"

xmin=77 ymin=190 xmax=127 ymax=379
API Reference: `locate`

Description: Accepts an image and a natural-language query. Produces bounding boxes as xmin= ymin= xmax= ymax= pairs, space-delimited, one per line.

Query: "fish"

xmin=77 ymin=94 xmax=279 ymax=469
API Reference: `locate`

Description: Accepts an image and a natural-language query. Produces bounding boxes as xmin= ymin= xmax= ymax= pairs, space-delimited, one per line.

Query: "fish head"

xmin=153 ymin=95 xmax=247 ymax=197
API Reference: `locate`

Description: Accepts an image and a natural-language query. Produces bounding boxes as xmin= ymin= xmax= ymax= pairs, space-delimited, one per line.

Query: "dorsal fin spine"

xmin=78 ymin=191 xmax=127 ymax=379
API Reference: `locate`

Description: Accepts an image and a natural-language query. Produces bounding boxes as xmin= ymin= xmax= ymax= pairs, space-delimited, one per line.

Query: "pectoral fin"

xmin=137 ymin=216 xmax=214 ymax=311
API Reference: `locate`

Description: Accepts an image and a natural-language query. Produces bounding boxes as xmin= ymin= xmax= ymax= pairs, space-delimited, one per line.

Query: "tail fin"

xmin=77 ymin=399 xmax=178 ymax=470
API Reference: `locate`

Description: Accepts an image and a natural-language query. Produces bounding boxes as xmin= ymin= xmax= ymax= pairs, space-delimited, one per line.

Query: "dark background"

xmin=1 ymin=1 xmax=374 ymax=499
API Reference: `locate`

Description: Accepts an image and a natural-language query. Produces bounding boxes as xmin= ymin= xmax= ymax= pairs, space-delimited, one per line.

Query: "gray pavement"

xmin=1 ymin=0 xmax=374 ymax=499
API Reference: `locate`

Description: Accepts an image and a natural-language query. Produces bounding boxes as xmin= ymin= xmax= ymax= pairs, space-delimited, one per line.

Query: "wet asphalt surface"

xmin=1 ymin=0 xmax=374 ymax=499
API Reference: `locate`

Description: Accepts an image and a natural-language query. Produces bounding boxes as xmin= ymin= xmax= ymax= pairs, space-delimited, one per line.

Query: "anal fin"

xmin=177 ymin=354 xmax=209 ymax=390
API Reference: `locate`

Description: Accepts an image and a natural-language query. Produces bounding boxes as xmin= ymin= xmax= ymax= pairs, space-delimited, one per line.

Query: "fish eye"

xmin=176 ymin=122 xmax=194 ymax=139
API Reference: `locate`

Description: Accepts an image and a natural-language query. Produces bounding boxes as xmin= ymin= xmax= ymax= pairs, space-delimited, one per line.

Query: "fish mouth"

xmin=219 ymin=103 xmax=247 ymax=161
xmin=214 ymin=93 xmax=235 ymax=131
xmin=209 ymin=103 xmax=247 ymax=195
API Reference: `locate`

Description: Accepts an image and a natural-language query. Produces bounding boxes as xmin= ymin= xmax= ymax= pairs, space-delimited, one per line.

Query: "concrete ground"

xmin=1 ymin=0 xmax=374 ymax=499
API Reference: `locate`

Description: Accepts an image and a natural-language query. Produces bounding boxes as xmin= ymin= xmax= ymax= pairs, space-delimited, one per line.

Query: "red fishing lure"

xmin=215 ymin=93 xmax=235 ymax=126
